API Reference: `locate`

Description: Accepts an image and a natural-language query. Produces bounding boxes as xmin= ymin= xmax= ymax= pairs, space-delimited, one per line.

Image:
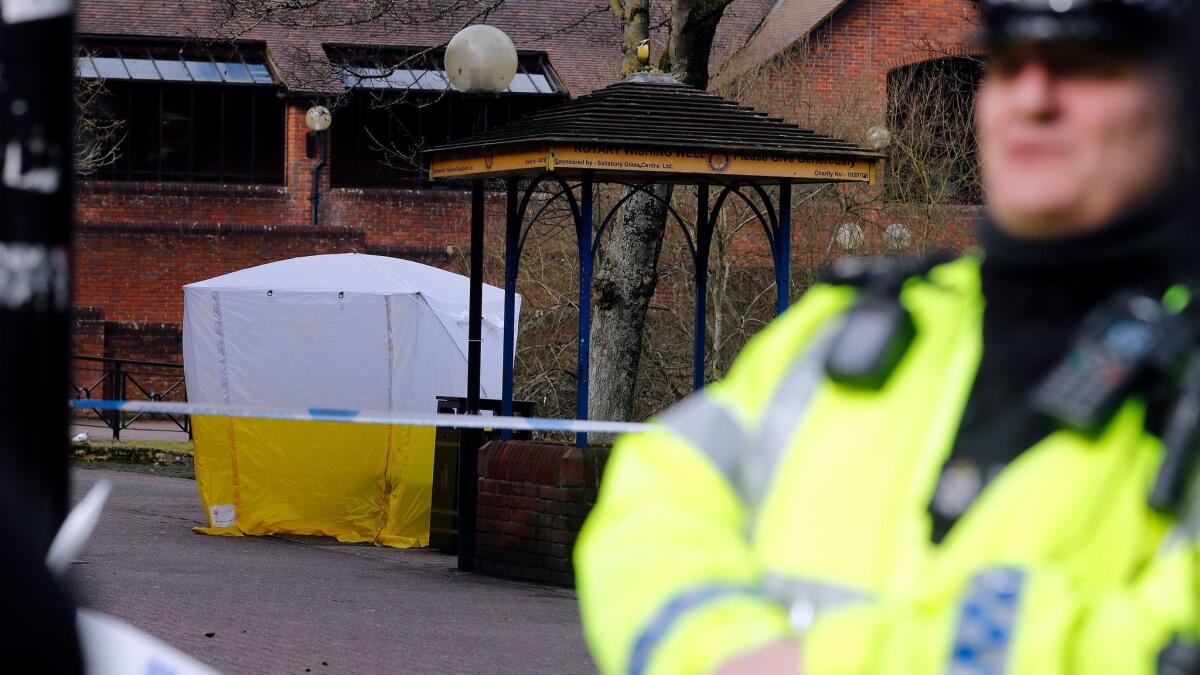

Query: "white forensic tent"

xmin=182 ymin=253 xmax=519 ymax=547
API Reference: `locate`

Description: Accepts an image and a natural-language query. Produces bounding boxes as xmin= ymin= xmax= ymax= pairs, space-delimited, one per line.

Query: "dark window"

xmin=77 ymin=42 xmax=284 ymax=184
xmin=326 ymin=47 xmax=566 ymax=188
xmin=886 ymin=57 xmax=984 ymax=205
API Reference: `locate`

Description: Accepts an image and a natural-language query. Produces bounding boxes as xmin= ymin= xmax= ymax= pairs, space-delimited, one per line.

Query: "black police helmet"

xmin=981 ymin=0 xmax=1188 ymax=49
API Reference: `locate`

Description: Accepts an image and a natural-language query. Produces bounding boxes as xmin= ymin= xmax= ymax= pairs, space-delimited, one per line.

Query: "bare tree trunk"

xmin=589 ymin=0 xmax=733 ymax=438
xmin=590 ymin=0 xmax=657 ymax=437
xmin=610 ymin=0 xmax=650 ymax=75
xmin=666 ymin=0 xmax=729 ymax=89
xmin=590 ymin=184 xmax=672 ymax=432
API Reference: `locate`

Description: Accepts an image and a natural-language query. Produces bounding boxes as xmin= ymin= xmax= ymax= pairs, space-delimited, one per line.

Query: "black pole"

xmin=457 ymin=100 xmax=490 ymax=571
xmin=458 ymin=175 xmax=485 ymax=572
xmin=501 ymin=176 xmax=519 ymax=441
xmin=0 ymin=0 xmax=77 ymax=552
xmin=311 ymin=130 xmax=326 ymax=228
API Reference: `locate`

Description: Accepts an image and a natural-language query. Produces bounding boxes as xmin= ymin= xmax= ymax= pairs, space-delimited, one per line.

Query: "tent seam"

xmin=385 ymin=295 xmax=395 ymax=411
xmin=211 ymin=291 xmax=232 ymax=404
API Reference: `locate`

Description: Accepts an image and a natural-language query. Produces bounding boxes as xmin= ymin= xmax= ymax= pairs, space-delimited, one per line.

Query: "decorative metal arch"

xmin=600 ymin=179 xmax=698 ymax=260
xmin=705 ymin=177 xmax=792 ymax=316
xmin=496 ymin=172 xmax=793 ymax=444
xmin=711 ymin=183 xmax=776 ymax=247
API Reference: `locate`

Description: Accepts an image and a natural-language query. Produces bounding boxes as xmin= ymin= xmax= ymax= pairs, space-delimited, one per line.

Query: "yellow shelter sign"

xmin=429 ymin=143 xmax=877 ymax=184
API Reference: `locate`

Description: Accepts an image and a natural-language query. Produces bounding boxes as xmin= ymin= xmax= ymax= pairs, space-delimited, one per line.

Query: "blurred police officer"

xmin=576 ymin=0 xmax=1200 ymax=673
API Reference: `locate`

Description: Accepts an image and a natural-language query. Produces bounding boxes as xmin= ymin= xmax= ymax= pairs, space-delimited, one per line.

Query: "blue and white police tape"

xmin=70 ymin=399 xmax=654 ymax=436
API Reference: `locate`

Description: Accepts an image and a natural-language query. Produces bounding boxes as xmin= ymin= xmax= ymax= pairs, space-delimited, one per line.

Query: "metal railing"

xmin=71 ymin=355 xmax=191 ymax=440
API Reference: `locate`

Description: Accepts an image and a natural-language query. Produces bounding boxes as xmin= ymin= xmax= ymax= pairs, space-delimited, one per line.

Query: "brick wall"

xmin=103 ymin=322 xmax=181 ymax=362
xmin=72 ymin=307 xmax=105 ymax=358
xmin=71 ymin=308 xmax=107 ymax=399
xmin=75 ymin=103 xmax=478 ymax=242
xmin=74 ymin=222 xmax=366 ymax=327
xmin=100 ymin=323 xmax=188 ymax=402
xmin=73 ymin=101 xmax=493 ymax=363
xmin=735 ymin=0 xmax=978 ymax=131
xmin=71 ymin=221 xmax=367 ymax=367
xmin=70 ymin=312 xmax=188 ymax=410
xmin=475 ymin=440 xmax=610 ymax=586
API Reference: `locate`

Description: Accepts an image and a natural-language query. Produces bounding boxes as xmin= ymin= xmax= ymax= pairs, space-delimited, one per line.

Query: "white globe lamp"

xmin=835 ymin=222 xmax=865 ymax=252
xmin=305 ymin=105 xmax=332 ymax=132
xmin=866 ymin=126 xmax=892 ymax=151
xmin=884 ymin=223 xmax=912 ymax=251
xmin=445 ymin=25 xmax=519 ymax=94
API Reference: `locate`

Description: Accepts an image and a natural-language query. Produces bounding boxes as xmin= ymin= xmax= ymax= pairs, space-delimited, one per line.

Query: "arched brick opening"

xmin=885 ymin=54 xmax=985 ymax=207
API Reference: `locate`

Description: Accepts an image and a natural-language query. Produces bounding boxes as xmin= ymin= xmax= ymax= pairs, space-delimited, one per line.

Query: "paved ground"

xmin=71 ymin=418 xmax=192 ymax=442
xmin=70 ymin=467 xmax=595 ymax=674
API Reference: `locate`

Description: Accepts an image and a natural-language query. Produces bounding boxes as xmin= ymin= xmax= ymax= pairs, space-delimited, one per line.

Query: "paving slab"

xmin=70 ymin=467 xmax=595 ymax=675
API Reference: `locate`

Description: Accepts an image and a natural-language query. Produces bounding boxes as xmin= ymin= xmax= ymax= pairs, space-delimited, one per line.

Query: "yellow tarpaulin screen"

xmin=191 ymin=416 xmax=435 ymax=548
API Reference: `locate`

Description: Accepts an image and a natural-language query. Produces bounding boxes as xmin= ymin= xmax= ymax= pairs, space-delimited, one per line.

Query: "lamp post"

xmin=305 ymin=105 xmax=331 ymax=228
xmin=444 ymin=24 xmax=518 ymax=572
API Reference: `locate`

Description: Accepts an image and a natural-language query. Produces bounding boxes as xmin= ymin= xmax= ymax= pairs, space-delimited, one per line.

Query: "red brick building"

xmin=74 ymin=0 xmax=978 ymax=365
xmin=717 ymin=0 xmax=979 ymax=121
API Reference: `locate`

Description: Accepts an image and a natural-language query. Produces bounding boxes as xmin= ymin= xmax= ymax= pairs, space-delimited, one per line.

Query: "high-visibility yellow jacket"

xmin=575 ymin=256 xmax=1197 ymax=675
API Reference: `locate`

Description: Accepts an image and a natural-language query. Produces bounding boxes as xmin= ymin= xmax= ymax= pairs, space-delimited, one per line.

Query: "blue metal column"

xmin=500 ymin=177 xmax=520 ymax=441
xmin=776 ymin=180 xmax=793 ymax=315
xmin=694 ymin=184 xmax=712 ymax=391
xmin=575 ymin=172 xmax=595 ymax=448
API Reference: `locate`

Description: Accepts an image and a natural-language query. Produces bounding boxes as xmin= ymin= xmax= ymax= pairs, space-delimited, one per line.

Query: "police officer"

xmin=575 ymin=1 xmax=1199 ymax=673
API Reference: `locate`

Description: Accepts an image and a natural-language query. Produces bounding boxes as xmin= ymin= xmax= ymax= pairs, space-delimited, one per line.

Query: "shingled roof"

xmin=431 ymin=73 xmax=878 ymax=161
xmin=716 ymin=0 xmax=852 ymax=87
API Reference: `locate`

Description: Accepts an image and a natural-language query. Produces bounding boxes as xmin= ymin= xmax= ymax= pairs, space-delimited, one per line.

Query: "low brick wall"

xmin=475 ymin=441 xmax=610 ymax=586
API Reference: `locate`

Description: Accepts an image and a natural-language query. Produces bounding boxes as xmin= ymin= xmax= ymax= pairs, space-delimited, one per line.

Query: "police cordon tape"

xmin=70 ymin=399 xmax=655 ymax=436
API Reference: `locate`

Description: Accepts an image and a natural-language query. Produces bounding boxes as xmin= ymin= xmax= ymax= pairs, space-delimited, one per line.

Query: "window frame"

xmin=76 ymin=39 xmax=286 ymax=185
xmin=325 ymin=45 xmax=567 ymax=190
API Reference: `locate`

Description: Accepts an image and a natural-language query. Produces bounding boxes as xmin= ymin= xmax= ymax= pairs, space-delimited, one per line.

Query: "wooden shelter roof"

xmin=426 ymin=73 xmax=882 ymax=184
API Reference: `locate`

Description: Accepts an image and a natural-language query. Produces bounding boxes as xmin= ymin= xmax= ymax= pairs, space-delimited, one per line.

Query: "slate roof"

xmin=430 ymin=73 xmax=879 ymax=161
xmin=78 ymin=0 xmax=777 ymax=97
xmin=716 ymin=0 xmax=852 ymax=87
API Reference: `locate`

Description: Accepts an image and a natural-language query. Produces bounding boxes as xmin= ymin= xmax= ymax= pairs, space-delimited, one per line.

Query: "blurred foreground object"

xmin=46 ymin=479 xmax=110 ymax=576
xmin=55 ymin=481 xmax=221 ymax=674
xmin=575 ymin=1 xmax=1200 ymax=674
xmin=980 ymin=0 xmax=1187 ymax=48
xmin=0 ymin=0 xmax=75 ymax=555
xmin=0 ymin=0 xmax=82 ymax=670
xmin=78 ymin=610 xmax=220 ymax=675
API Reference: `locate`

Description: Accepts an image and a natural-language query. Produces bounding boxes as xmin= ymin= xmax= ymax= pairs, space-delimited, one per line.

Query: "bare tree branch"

xmin=74 ymin=75 xmax=124 ymax=175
